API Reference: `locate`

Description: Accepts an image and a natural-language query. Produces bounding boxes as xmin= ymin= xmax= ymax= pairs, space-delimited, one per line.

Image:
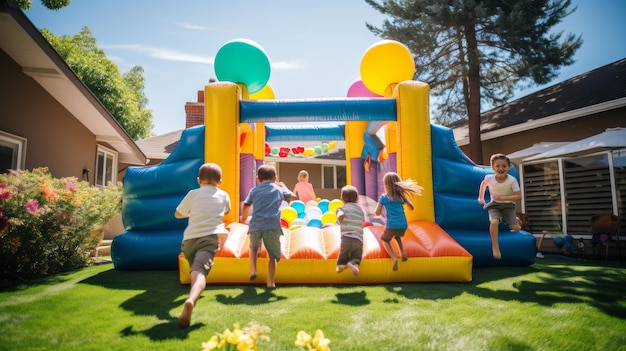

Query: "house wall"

xmin=0 ymin=50 xmax=96 ymax=181
xmin=277 ymin=162 xmax=342 ymax=200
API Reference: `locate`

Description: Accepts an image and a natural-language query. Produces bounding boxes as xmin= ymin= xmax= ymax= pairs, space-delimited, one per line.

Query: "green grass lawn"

xmin=1 ymin=257 xmax=625 ymax=351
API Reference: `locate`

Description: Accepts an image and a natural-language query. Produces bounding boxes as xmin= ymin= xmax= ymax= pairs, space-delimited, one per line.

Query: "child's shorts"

xmin=181 ymin=235 xmax=219 ymax=276
xmin=485 ymin=202 xmax=517 ymax=226
xmin=249 ymin=228 xmax=283 ymax=261
xmin=381 ymin=228 xmax=407 ymax=242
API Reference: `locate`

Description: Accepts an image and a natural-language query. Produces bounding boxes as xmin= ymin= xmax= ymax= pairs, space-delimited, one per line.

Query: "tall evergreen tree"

xmin=365 ymin=0 xmax=582 ymax=164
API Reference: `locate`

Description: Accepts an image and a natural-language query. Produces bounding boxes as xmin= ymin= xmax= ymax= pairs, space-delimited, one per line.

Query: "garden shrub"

xmin=0 ymin=168 xmax=122 ymax=281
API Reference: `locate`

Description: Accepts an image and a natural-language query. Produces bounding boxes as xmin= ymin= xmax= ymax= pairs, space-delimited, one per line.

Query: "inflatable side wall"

xmin=431 ymin=124 xmax=536 ymax=266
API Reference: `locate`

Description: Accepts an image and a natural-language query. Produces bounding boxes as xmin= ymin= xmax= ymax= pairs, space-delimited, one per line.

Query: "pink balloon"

xmin=347 ymin=79 xmax=381 ymax=98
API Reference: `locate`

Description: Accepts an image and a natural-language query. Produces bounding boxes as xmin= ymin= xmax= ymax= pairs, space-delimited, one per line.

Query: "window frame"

xmin=321 ymin=164 xmax=346 ymax=189
xmin=0 ymin=130 xmax=27 ymax=173
xmin=95 ymin=145 xmax=117 ymax=187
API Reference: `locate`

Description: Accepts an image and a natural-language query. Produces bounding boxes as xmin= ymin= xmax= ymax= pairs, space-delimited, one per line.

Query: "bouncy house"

xmin=111 ymin=39 xmax=537 ymax=284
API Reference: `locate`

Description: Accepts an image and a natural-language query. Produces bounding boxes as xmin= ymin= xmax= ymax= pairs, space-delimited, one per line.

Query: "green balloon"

xmin=214 ymin=39 xmax=271 ymax=94
xmin=314 ymin=146 xmax=322 ymax=155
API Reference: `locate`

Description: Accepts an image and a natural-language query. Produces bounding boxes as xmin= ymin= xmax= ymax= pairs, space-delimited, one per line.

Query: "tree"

xmin=364 ymin=0 xmax=582 ymax=164
xmin=17 ymin=0 xmax=69 ymax=10
xmin=41 ymin=27 xmax=153 ymax=140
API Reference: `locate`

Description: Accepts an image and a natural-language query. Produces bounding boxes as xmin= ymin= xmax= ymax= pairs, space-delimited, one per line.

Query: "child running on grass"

xmin=175 ymin=163 xmax=231 ymax=328
xmin=336 ymin=185 xmax=365 ymax=276
xmin=241 ymin=164 xmax=296 ymax=288
xmin=477 ymin=153 xmax=522 ymax=259
xmin=375 ymin=172 xmax=423 ymax=271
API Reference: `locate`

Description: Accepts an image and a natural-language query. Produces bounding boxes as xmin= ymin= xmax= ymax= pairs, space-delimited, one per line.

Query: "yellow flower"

xmin=294 ymin=331 xmax=312 ymax=347
xmin=312 ymin=329 xmax=331 ymax=351
xmin=201 ymin=335 xmax=220 ymax=351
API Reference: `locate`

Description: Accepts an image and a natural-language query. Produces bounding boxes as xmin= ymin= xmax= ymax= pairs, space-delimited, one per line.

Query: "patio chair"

xmin=590 ymin=213 xmax=622 ymax=262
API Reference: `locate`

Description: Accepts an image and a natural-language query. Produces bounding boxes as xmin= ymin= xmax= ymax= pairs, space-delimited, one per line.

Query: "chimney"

xmin=184 ymin=79 xmax=216 ymax=128
xmin=184 ymin=90 xmax=205 ymax=128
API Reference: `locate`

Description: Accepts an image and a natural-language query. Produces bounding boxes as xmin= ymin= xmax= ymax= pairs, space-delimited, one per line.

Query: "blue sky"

xmin=24 ymin=0 xmax=626 ymax=136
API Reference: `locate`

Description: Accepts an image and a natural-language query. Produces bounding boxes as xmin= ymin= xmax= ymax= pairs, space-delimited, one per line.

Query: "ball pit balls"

xmin=290 ymin=200 xmax=306 ymax=215
xmin=321 ymin=211 xmax=337 ymax=225
xmin=328 ymin=199 xmax=344 ymax=213
xmin=280 ymin=206 xmax=297 ymax=224
xmin=317 ymin=199 xmax=330 ymax=213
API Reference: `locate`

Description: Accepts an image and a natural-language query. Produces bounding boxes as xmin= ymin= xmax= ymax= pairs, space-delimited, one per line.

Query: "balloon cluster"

xmin=266 ymin=141 xmax=338 ymax=158
xmin=280 ymin=199 xmax=344 ymax=230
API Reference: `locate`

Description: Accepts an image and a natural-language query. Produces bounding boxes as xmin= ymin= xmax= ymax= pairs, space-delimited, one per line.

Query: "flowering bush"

xmin=0 ymin=168 xmax=122 ymax=281
xmin=200 ymin=322 xmax=331 ymax=351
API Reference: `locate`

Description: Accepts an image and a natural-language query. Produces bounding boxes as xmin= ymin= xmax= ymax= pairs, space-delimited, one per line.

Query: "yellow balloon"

xmin=360 ymin=40 xmax=415 ymax=96
xmin=328 ymin=199 xmax=344 ymax=213
xmin=249 ymin=82 xmax=275 ymax=100
xmin=328 ymin=140 xmax=338 ymax=150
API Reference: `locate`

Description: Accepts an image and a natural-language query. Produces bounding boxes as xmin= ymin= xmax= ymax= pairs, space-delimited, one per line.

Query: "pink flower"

xmin=25 ymin=199 xmax=39 ymax=213
xmin=0 ymin=189 xmax=11 ymax=201
xmin=63 ymin=181 xmax=78 ymax=192
xmin=0 ymin=183 xmax=6 ymax=188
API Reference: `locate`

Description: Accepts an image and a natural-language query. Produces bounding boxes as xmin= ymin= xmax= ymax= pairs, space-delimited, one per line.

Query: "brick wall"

xmin=185 ymin=90 xmax=205 ymax=128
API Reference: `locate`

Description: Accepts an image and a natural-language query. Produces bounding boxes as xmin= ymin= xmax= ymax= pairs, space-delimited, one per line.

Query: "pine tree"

xmin=365 ymin=0 xmax=582 ymax=164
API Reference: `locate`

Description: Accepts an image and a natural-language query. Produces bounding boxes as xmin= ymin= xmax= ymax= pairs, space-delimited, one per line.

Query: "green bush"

xmin=0 ymin=168 xmax=122 ymax=281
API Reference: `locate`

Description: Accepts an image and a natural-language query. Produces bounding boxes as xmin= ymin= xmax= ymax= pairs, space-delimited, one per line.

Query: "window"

xmin=0 ymin=131 xmax=26 ymax=174
xmin=322 ymin=165 xmax=346 ymax=189
xmin=95 ymin=145 xmax=117 ymax=187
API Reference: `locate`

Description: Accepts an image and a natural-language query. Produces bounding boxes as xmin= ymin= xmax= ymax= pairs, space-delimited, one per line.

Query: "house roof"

xmin=135 ymin=129 xmax=183 ymax=161
xmin=0 ymin=0 xmax=146 ymax=165
xmin=449 ymin=58 xmax=626 ymax=145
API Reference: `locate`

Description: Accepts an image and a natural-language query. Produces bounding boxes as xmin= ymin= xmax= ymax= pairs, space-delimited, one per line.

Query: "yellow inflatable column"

xmin=394 ymin=81 xmax=434 ymax=222
xmin=344 ymin=120 xmax=368 ymax=190
xmin=205 ymin=82 xmax=240 ymax=224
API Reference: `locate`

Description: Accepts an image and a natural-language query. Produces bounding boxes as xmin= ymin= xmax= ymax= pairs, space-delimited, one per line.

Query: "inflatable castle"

xmin=111 ymin=39 xmax=536 ymax=284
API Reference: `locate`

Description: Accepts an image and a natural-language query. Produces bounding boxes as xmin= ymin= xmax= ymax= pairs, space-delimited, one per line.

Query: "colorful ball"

xmin=280 ymin=206 xmax=297 ymax=224
xmin=328 ymin=199 xmax=344 ymax=213
xmin=305 ymin=206 xmax=323 ymax=221
xmin=290 ymin=200 xmax=305 ymax=215
xmin=307 ymin=219 xmax=323 ymax=228
xmin=317 ymin=199 xmax=330 ymax=213
xmin=321 ymin=211 xmax=337 ymax=225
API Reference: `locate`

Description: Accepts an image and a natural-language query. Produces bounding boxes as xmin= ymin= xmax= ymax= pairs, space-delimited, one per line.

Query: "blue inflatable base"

xmin=111 ymin=230 xmax=182 ymax=270
xmin=447 ymin=230 xmax=536 ymax=267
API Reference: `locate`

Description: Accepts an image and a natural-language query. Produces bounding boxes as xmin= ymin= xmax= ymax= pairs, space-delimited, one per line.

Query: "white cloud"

xmin=102 ymin=44 xmax=303 ymax=70
xmin=102 ymin=44 xmax=214 ymax=64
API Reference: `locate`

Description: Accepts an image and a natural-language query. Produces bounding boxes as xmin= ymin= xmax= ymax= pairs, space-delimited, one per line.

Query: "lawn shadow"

xmin=384 ymin=258 xmax=626 ymax=319
xmin=331 ymin=290 xmax=370 ymax=306
xmin=214 ymin=286 xmax=286 ymax=305
xmin=80 ymin=268 xmax=192 ymax=339
xmin=121 ymin=320 xmax=204 ymax=341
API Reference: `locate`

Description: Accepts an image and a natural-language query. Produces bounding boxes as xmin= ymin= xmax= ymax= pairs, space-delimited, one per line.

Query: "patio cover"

xmin=524 ymin=127 xmax=626 ymax=161
xmin=507 ymin=141 xmax=570 ymax=164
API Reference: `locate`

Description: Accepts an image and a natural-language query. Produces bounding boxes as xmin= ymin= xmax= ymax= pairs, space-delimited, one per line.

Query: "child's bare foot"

xmin=391 ymin=258 xmax=398 ymax=271
xmin=336 ymin=265 xmax=346 ymax=273
xmin=347 ymin=262 xmax=359 ymax=276
xmin=178 ymin=300 xmax=194 ymax=328
xmin=266 ymin=283 xmax=275 ymax=289
xmin=401 ymin=255 xmax=408 ymax=262
xmin=492 ymin=249 xmax=502 ymax=260
xmin=249 ymin=272 xmax=257 ymax=281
